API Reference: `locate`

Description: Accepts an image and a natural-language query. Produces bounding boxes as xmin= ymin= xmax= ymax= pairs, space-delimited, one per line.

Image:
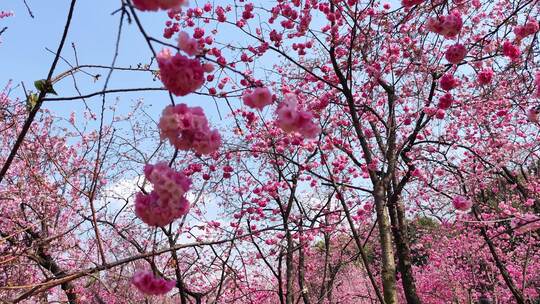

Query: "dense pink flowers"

xmin=276 ymin=94 xmax=320 ymax=138
xmin=502 ymin=41 xmax=520 ymax=61
xmin=132 ymin=0 xmax=185 ymax=11
xmin=242 ymin=87 xmax=273 ymax=110
xmin=445 ymin=43 xmax=466 ymax=64
xmin=426 ymin=11 xmax=463 ymax=38
xmin=159 ymin=104 xmax=221 ymax=154
xmin=177 ymin=31 xmax=201 ymax=56
xmin=439 ymin=74 xmax=459 ymax=91
xmin=514 ymin=19 xmax=539 ymax=41
xmin=477 ymin=68 xmax=493 ymax=85
xmin=438 ymin=93 xmax=455 ymax=110
xmin=135 ymin=163 xmax=191 ymax=227
xmin=401 ymin=0 xmax=424 ymax=7
xmin=157 ymin=48 xmax=207 ymax=96
xmin=452 ymin=196 xmax=472 ymax=211
xmin=132 ymin=271 xmax=176 ymax=295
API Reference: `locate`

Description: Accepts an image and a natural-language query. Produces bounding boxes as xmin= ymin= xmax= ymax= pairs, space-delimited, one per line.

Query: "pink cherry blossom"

xmin=132 ymin=270 xmax=176 ymax=295
xmin=276 ymin=93 xmax=320 ymax=138
xmin=132 ymin=0 xmax=186 ymax=11
xmin=477 ymin=68 xmax=493 ymax=85
xmin=159 ymin=103 xmax=221 ymax=154
xmin=502 ymin=40 xmax=520 ymax=61
xmin=135 ymin=163 xmax=191 ymax=227
xmin=401 ymin=0 xmax=424 ymax=7
xmin=514 ymin=18 xmax=539 ymax=41
xmin=426 ymin=10 xmax=463 ymax=38
xmin=435 ymin=109 xmax=445 ymax=119
xmin=445 ymin=43 xmax=467 ymax=64
xmin=439 ymin=73 xmax=459 ymax=91
xmin=242 ymin=87 xmax=273 ymax=110
xmin=452 ymin=195 xmax=472 ymax=211
xmin=177 ymin=31 xmax=201 ymax=56
xmin=438 ymin=93 xmax=455 ymax=110
xmin=157 ymin=48 xmax=206 ymax=96
xmin=6 ymin=2 xmax=540 ymax=304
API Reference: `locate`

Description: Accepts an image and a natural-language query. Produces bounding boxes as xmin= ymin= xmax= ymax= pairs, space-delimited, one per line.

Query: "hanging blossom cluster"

xmin=452 ymin=195 xmax=473 ymax=212
xmin=276 ymin=93 xmax=320 ymax=138
xmin=401 ymin=0 xmax=424 ymax=7
xmin=157 ymin=48 xmax=213 ymax=97
xmin=439 ymin=73 xmax=460 ymax=91
xmin=477 ymin=68 xmax=493 ymax=85
xmin=502 ymin=40 xmax=521 ymax=61
xmin=132 ymin=0 xmax=186 ymax=11
xmin=132 ymin=271 xmax=176 ymax=295
xmin=514 ymin=18 xmax=540 ymax=42
xmin=426 ymin=10 xmax=462 ymax=38
xmin=135 ymin=163 xmax=191 ymax=227
xmin=445 ymin=43 xmax=467 ymax=65
xmin=242 ymin=87 xmax=273 ymax=110
xmin=159 ymin=104 xmax=222 ymax=155
xmin=177 ymin=31 xmax=201 ymax=56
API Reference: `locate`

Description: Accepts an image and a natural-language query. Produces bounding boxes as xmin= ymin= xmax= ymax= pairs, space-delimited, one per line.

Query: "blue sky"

xmin=0 ymin=0 xmax=240 ymax=229
xmin=0 ymin=1 xmax=227 ymax=122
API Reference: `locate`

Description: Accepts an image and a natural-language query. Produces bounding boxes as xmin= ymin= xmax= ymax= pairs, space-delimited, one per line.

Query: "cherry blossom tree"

xmin=1 ymin=0 xmax=540 ymax=303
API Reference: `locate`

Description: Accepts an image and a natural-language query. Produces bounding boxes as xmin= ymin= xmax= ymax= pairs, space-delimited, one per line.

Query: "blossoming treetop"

xmin=1 ymin=0 xmax=540 ymax=303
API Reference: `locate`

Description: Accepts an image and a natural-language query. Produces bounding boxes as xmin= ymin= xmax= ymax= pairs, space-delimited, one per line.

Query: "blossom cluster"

xmin=242 ymin=87 xmax=273 ymax=110
xmin=177 ymin=31 xmax=201 ymax=56
xmin=276 ymin=94 xmax=320 ymax=138
xmin=401 ymin=0 xmax=424 ymax=8
xmin=426 ymin=11 xmax=463 ymax=38
xmin=157 ymin=48 xmax=211 ymax=97
xmin=477 ymin=68 xmax=493 ymax=85
xmin=132 ymin=271 xmax=176 ymax=295
xmin=135 ymin=163 xmax=191 ymax=227
xmin=439 ymin=74 xmax=459 ymax=91
xmin=445 ymin=43 xmax=467 ymax=64
xmin=514 ymin=19 xmax=539 ymax=41
xmin=502 ymin=41 xmax=521 ymax=61
xmin=132 ymin=0 xmax=185 ymax=11
xmin=452 ymin=195 xmax=472 ymax=211
xmin=159 ymin=104 xmax=221 ymax=155
xmin=438 ymin=93 xmax=455 ymax=110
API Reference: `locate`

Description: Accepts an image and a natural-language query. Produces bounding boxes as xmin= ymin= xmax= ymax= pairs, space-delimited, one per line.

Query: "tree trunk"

xmin=387 ymin=199 xmax=421 ymax=304
xmin=35 ymin=247 xmax=78 ymax=304
xmin=285 ymin=229 xmax=294 ymax=304
xmin=374 ymin=185 xmax=398 ymax=304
